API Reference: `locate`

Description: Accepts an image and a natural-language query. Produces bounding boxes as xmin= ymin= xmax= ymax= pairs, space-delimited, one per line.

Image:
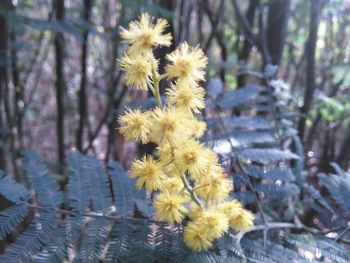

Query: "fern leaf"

xmin=22 ymin=149 xmax=63 ymax=207
xmin=184 ymin=254 xmax=241 ymax=263
xmin=0 ymin=171 xmax=30 ymax=203
xmin=68 ymin=152 xmax=91 ymax=212
xmin=108 ymin=161 xmax=135 ymax=216
xmin=73 ymin=218 xmax=112 ymax=263
xmin=0 ymin=204 xmax=28 ymax=240
xmin=287 ymin=234 xmax=350 ymax=263
xmin=217 ymin=84 xmax=262 ymax=109
xmin=238 ymin=148 xmax=299 ymax=163
xmin=105 ymin=220 xmax=132 ymax=263
xmin=245 ymin=166 xmax=295 ymax=181
xmin=318 ymin=173 xmax=350 ymax=216
xmin=31 ymin=224 xmax=67 ymax=263
xmin=85 ymin=155 xmax=113 ymax=213
xmin=0 ymin=211 xmax=57 ymax=263
xmin=256 ymin=183 xmax=300 ymax=199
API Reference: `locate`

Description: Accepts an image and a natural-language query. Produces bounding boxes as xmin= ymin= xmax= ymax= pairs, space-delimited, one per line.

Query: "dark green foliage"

xmin=0 ymin=204 xmax=28 ymax=239
xmin=217 ymin=84 xmax=262 ymax=109
xmin=0 ymin=171 xmax=30 ymax=203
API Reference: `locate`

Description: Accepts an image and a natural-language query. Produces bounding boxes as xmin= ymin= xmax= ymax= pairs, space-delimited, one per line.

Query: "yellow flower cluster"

xmin=118 ymin=13 xmax=254 ymax=251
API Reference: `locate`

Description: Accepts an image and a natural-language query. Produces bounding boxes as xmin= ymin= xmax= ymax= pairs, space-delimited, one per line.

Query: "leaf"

xmin=68 ymin=152 xmax=91 ymax=212
xmin=245 ymin=166 xmax=295 ymax=181
xmin=0 ymin=171 xmax=30 ymax=203
xmin=73 ymin=219 xmax=112 ymax=263
xmin=238 ymin=148 xmax=299 ymax=163
xmin=0 ymin=204 xmax=29 ymax=240
xmin=217 ymin=85 xmax=262 ymax=109
xmin=0 ymin=211 xmax=57 ymax=262
xmin=22 ymin=149 xmax=63 ymax=207
xmin=108 ymin=161 xmax=135 ymax=217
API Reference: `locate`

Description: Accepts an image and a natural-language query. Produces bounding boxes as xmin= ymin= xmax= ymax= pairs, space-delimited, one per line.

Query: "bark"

xmin=237 ymin=0 xmax=257 ymax=87
xmin=54 ymin=0 xmax=66 ymax=170
xmin=297 ymin=0 xmax=323 ymax=141
xmin=76 ymin=0 xmax=93 ymax=151
xmin=0 ymin=0 xmax=11 ymax=171
xmin=266 ymin=0 xmax=291 ymax=65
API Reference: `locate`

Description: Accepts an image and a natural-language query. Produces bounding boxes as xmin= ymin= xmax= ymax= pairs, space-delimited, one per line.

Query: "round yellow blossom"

xmin=119 ymin=54 xmax=156 ymax=90
xmin=218 ymin=200 xmax=242 ymax=216
xmin=174 ymin=140 xmax=209 ymax=178
xmin=184 ymin=222 xmax=213 ymax=251
xmin=188 ymin=119 xmax=207 ymax=139
xmin=150 ymin=107 xmax=190 ymax=144
xmin=165 ymin=83 xmax=205 ymax=113
xmin=165 ymin=42 xmax=207 ymax=86
xmin=188 ymin=203 xmax=205 ymax=220
xmin=118 ymin=108 xmax=152 ymax=144
xmin=196 ymin=167 xmax=233 ymax=201
xmin=120 ymin=13 xmax=172 ymax=55
xmin=229 ymin=207 xmax=255 ymax=231
xmin=196 ymin=210 xmax=229 ymax=239
xmin=154 ymin=193 xmax=188 ymax=224
xmin=130 ymin=155 xmax=165 ymax=193
xmin=159 ymin=177 xmax=184 ymax=194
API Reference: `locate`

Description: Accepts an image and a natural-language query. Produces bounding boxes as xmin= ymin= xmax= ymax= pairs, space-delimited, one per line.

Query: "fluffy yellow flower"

xmin=159 ymin=177 xmax=184 ymax=194
xmin=174 ymin=140 xmax=208 ymax=178
xmin=184 ymin=222 xmax=213 ymax=251
xmin=188 ymin=118 xmax=207 ymax=139
xmin=218 ymin=200 xmax=242 ymax=216
xmin=188 ymin=203 xmax=205 ymax=220
xmin=119 ymin=54 xmax=156 ymax=90
xmin=130 ymin=155 xmax=165 ymax=193
xmin=165 ymin=42 xmax=207 ymax=86
xmin=196 ymin=166 xmax=233 ymax=201
xmin=118 ymin=108 xmax=152 ymax=143
xmin=154 ymin=193 xmax=188 ymax=224
xmin=120 ymin=13 xmax=172 ymax=55
xmin=196 ymin=210 xmax=229 ymax=239
xmin=229 ymin=208 xmax=255 ymax=231
xmin=165 ymin=83 xmax=205 ymax=113
xmin=156 ymin=142 xmax=173 ymax=165
xmin=150 ymin=107 xmax=190 ymax=144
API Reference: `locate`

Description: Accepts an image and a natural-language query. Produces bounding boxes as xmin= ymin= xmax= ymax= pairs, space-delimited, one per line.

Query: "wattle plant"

xmin=118 ymin=13 xmax=254 ymax=251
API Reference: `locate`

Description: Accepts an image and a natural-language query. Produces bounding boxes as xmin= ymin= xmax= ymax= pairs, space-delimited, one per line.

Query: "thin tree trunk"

xmin=266 ymin=0 xmax=291 ymax=65
xmin=54 ymin=0 xmax=65 ymax=170
xmin=237 ymin=0 xmax=257 ymax=87
xmin=76 ymin=0 xmax=93 ymax=151
xmin=297 ymin=0 xmax=323 ymax=141
xmin=0 ymin=0 xmax=11 ymax=171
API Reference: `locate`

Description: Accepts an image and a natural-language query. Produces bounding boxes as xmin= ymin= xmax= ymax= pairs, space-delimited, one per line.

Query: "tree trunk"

xmin=0 ymin=0 xmax=11 ymax=171
xmin=54 ymin=0 xmax=65 ymax=170
xmin=266 ymin=0 xmax=291 ymax=65
xmin=297 ymin=0 xmax=323 ymax=141
xmin=76 ymin=0 xmax=93 ymax=151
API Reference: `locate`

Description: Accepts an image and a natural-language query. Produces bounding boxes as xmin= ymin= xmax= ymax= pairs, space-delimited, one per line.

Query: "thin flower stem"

xmin=152 ymin=68 xmax=163 ymax=109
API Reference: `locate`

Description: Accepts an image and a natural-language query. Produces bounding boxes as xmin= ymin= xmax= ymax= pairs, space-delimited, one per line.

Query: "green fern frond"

xmin=0 ymin=204 xmax=28 ymax=240
xmin=22 ymin=149 xmax=63 ymax=207
xmin=0 ymin=171 xmax=30 ymax=203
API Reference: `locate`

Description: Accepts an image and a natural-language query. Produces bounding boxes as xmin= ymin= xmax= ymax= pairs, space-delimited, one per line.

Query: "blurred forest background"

xmin=0 ymin=0 xmax=349 ymax=176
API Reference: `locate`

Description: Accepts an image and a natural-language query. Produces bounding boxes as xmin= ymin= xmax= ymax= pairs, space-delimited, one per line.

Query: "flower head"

xmin=229 ymin=208 xmax=255 ymax=231
xmin=119 ymin=108 xmax=152 ymax=143
xmin=130 ymin=155 xmax=165 ymax=193
xmin=195 ymin=209 xmax=229 ymax=239
xmin=165 ymin=42 xmax=207 ymax=86
xmin=154 ymin=193 xmax=188 ymax=224
xmin=159 ymin=177 xmax=184 ymax=194
xmin=184 ymin=222 xmax=213 ymax=251
xmin=150 ymin=107 xmax=190 ymax=144
xmin=174 ymin=140 xmax=208 ymax=178
xmin=166 ymin=82 xmax=205 ymax=113
xmin=119 ymin=54 xmax=156 ymax=90
xmin=120 ymin=13 xmax=172 ymax=55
